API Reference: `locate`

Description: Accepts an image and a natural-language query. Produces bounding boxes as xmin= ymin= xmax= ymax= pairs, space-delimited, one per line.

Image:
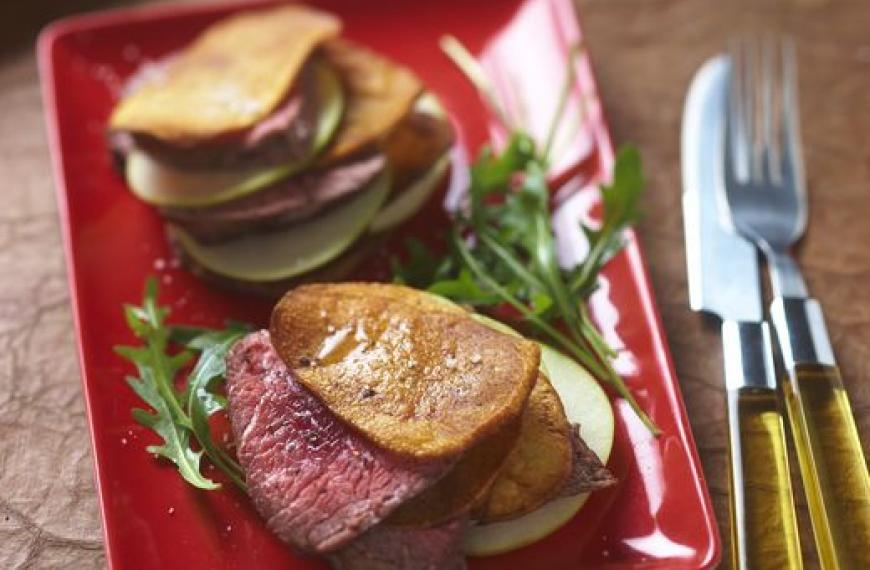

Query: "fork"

xmin=724 ymin=37 xmax=870 ymax=569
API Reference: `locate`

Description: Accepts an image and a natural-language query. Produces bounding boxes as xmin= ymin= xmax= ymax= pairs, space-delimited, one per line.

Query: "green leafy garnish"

xmin=395 ymin=37 xmax=658 ymax=433
xmin=115 ymin=278 xmax=249 ymax=490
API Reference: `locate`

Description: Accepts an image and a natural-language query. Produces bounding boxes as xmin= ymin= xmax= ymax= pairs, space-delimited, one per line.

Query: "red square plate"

xmin=38 ymin=0 xmax=720 ymax=568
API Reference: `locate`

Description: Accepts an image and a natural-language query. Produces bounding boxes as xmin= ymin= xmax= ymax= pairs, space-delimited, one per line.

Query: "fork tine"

xmin=759 ymin=36 xmax=779 ymax=184
xmin=779 ymin=38 xmax=802 ymax=187
xmin=722 ymin=34 xmax=809 ymax=266
xmin=745 ymin=37 xmax=764 ymax=184
xmin=779 ymin=36 xmax=808 ymax=234
xmin=727 ymin=38 xmax=750 ymax=185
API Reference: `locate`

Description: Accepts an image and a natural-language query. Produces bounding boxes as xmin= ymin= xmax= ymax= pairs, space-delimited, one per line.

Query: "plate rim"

xmin=36 ymin=1 xmax=722 ymax=568
xmin=550 ymin=3 xmax=720 ymax=567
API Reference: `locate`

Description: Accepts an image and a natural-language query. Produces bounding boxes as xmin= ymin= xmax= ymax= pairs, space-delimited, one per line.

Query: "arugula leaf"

xmin=427 ymin=268 xmax=502 ymax=305
xmin=569 ymin=146 xmax=644 ymax=297
xmin=128 ymin=376 xmax=217 ymax=490
xmin=115 ymin=278 xmax=218 ymax=489
xmin=167 ymin=324 xmax=214 ymax=347
xmin=391 ymin=237 xmax=453 ymax=289
xmin=116 ymin=278 xmax=250 ymax=491
xmin=393 ymin=38 xmax=659 ymax=434
xmin=185 ymin=329 xmax=248 ymax=492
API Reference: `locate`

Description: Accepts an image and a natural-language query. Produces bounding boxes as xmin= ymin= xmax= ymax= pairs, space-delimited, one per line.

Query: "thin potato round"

xmin=368 ymin=97 xmax=454 ymax=233
xmin=382 ymin=102 xmax=454 ymax=193
xmin=388 ymin=418 xmax=521 ymax=527
xmin=269 ymin=283 xmax=540 ymax=459
xmin=319 ymin=39 xmax=423 ymax=162
xmin=110 ymin=5 xmax=341 ymax=141
xmin=476 ymin=373 xmax=573 ymax=522
xmin=463 ymin=345 xmax=615 ymax=556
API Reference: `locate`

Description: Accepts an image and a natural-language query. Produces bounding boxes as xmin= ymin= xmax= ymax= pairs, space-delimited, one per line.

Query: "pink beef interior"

xmin=225 ymin=330 xmax=453 ymax=554
xmin=559 ymin=425 xmax=617 ymax=497
xmin=117 ymin=57 xmax=321 ymax=169
xmin=163 ymin=153 xmax=386 ymax=243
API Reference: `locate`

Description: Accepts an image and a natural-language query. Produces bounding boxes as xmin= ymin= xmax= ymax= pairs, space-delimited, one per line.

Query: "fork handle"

xmin=723 ymin=321 xmax=803 ymax=570
xmin=771 ymin=297 xmax=870 ymax=569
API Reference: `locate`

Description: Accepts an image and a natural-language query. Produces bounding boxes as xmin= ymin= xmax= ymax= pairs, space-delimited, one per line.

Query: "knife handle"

xmin=771 ymin=297 xmax=870 ymax=569
xmin=723 ymin=321 xmax=803 ymax=570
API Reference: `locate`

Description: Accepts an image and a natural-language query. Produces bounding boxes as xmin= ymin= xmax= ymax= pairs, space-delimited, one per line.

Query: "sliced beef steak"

xmin=163 ymin=153 xmax=385 ymax=243
xmin=327 ymin=518 xmax=468 ymax=570
xmin=226 ymin=331 xmax=453 ymax=554
xmin=112 ymin=56 xmax=323 ymax=170
xmin=560 ymin=425 xmax=617 ymax=497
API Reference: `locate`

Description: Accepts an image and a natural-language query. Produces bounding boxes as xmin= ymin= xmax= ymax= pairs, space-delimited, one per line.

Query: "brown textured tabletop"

xmin=1 ymin=0 xmax=868 ymax=568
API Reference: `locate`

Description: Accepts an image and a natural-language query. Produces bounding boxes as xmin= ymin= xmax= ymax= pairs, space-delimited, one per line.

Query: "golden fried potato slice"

xmin=383 ymin=106 xmax=454 ymax=193
xmin=476 ymin=373 xmax=573 ymax=522
xmin=269 ymin=283 xmax=540 ymax=459
xmin=388 ymin=418 xmax=521 ymax=527
xmin=110 ymin=5 xmax=340 ymax=142
xmin=319 ymin=39 xmax=423 ymax=162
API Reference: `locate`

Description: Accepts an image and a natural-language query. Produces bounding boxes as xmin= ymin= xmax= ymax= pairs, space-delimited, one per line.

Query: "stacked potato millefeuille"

xmin=109 ymin=6 xmax=453 ymax=293
xmin=226 ymin=283 xmax=617 ymax=564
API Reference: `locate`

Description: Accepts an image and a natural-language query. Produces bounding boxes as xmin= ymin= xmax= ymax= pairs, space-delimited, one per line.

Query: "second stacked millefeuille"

xmin=108 ymin=5 xmax=453 ymax=293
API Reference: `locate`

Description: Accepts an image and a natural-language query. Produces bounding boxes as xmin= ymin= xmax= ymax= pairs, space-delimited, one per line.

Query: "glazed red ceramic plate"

xmin=39 ymin=0 xmax=720 ymax=568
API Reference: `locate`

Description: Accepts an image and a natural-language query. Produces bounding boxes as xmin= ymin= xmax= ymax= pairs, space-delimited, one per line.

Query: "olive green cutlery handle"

xmin=723 ymin=321 xmax=803 ymax=570
xmin=772 ymin=297 xmax=870 ymax=569
xmin=727 ymin=387 xmax=803 ymax=569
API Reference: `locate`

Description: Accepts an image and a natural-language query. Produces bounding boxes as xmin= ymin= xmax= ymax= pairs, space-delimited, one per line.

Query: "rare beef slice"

xmin=163 ymin=153 xmax=385 ymax=243
xmin=225 ymin=330 xmax=453 ymax=553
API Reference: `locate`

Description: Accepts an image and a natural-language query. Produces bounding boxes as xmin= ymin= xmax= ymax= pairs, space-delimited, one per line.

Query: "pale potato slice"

xmin=463 ymin=344 xmax=615 ymax=556
xmin=110 ymin=5 xmax=341 ymax=141
xmin=542 ymin=345 xmax=614 ymax=463
xmin=465 ymin=494 xmax=590 ymax=557
xmin=269 ymin=284 xmax=540 ymax=459
xmin=368 ymin=150 xmax=449 ymax=233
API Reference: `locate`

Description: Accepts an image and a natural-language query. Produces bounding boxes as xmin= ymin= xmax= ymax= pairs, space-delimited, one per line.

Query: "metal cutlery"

xmin=723 ymin=37 xmax=870 ymax=569
xmin=683 ymin=55 xmax=802 ymax=570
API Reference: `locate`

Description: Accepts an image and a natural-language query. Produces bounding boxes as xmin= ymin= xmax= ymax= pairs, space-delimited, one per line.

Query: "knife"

xmin=682 ymin=55 xmax=803 ymax=569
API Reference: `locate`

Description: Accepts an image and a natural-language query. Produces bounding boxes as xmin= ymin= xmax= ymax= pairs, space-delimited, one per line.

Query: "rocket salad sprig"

xmin=394 ymin=37 xmax=658 ymax=433
xmin=115 ymin=278 xmax=249 ymax=490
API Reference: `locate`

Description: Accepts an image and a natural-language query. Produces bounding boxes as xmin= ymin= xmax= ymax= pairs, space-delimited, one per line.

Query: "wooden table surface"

xmin=1 ymin=0 xmax=868 ymax=568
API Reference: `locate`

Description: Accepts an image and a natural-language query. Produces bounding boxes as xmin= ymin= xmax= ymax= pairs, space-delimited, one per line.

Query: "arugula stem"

xmin=542 ymin=43 xmax=581 ymax=164
xmin=407 ymin=38 xmax=659 ymax=435
xmin=440 ymin=35 xmax=515 ymax=132
xmin=151 ymin=344 xmax=191 ymax=428
xmin=455 ymin=173 xmax=658 ymax=432
xmin=453 ymin=232 xmax=608 ymax=377
xmin=602 ymin=358 xmax=659 ymax=434
xmin=567 ymin=306 xmax=658 ymax=433
xmin=530 ymin=213 xmax=589 ymax=346
xmin=477 ymin=230 xmax=548 ymax=293
xmin=569 ymin=228 xmax=612 ymax=295
xmin=576 ymin=304 xmax=617 ymax=360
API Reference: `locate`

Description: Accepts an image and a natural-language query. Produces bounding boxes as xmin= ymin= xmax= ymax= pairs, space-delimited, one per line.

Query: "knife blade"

xmin=682 ymin=55 xmax=803 ymax=570
xmin=682 ymin=56 xmax=761 ymax=323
